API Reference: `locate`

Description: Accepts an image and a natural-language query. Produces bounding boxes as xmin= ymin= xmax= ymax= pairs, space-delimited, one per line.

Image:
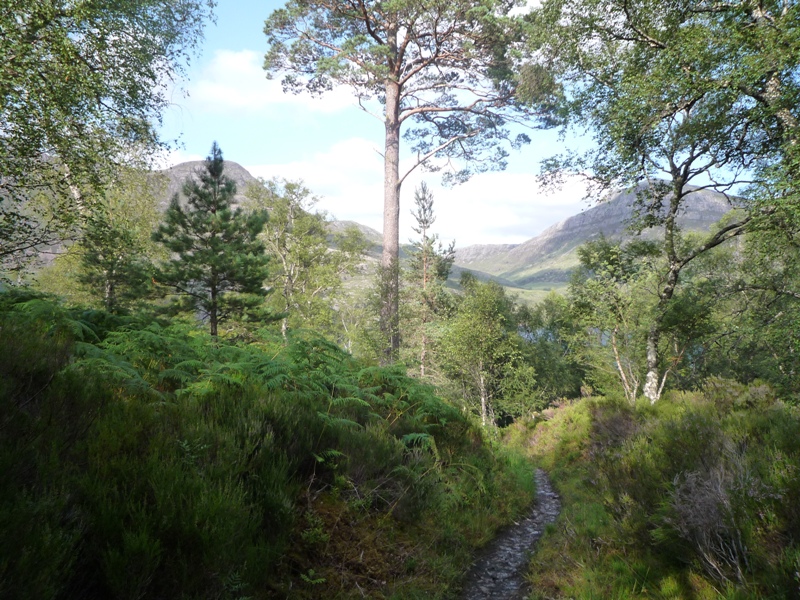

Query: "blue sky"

xmin=159 ymin=0 xmax=590 ymax=246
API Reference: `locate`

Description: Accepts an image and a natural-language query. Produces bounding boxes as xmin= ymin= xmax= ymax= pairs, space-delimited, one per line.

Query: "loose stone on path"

xmin=460 ymin=469 xmax=561 ymax=600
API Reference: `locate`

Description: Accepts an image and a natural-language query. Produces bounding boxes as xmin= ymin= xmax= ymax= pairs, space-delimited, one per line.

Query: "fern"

xmin=13 ymin=297 xmax=99 ymax=343
xmin=401 ymin=433 xmax=441 ymax=462
xmin=312 ymin=448 xmax=346 ymax=464
xmin=0 ymin=289 xmax=520 ymax=599
xmin=71 ymin=342 xmax=157 ymax=397
xmin=330 ymin=396 xmax=370 ymax=409
xmin=157 ymin=369 xmax=195 ymax=386
xmin=401 ymin=432 xmax=433 ymax=448
xmin=252 ymin=360 xmax=291 ymax=389
xmin=100 ymin=324 xmax=197 ymax=382
xmin=316 ymin=411 xmax=362 ymax=430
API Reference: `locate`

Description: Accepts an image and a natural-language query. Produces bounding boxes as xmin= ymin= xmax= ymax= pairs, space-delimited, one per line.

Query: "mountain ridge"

xmin=453 ymin=184 xmax=737 ymax=291
xmin=161 ymin=161 xmax=738 ymax=299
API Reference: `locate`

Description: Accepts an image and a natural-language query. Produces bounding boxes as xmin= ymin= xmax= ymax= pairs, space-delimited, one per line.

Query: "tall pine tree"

xmin=153 ymin=143 xmax=270 ymax=336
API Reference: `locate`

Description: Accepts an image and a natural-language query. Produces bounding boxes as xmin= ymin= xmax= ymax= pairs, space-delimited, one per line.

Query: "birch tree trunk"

xmin=643 ymin=325 xmax=661 ymax=403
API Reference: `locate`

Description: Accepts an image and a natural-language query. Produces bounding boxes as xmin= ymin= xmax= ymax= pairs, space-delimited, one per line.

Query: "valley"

xmin=163 ymin=160 xmax=740 ymax=303
xmin=5 ymin=1 xmax=800 ymax=597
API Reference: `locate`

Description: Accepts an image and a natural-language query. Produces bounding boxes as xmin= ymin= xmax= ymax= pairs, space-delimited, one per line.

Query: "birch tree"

xmin=0 ymin=0 xmax=215 ymax=274
xmin=438 ymin=276 xmax=523 ymax=426
xmin=76 ymin=168 xmax=165 ymax=312
xmin=568 ymin=238 xmax=656 ymax=403
xmin=245 ymin=178 xmax=368 ymax=340
xmin=527 ymin=0 xmax=800 ymax=400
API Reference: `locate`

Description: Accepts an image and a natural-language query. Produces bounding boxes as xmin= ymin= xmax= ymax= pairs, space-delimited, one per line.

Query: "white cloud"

xmin=180 ymin=49 xmax=357 ymax=115
xmin=246 ymin=139 xmax=591 ymax=247
xmin=246 ymin=137 xmax=386 ymax=230
xmin=426 ymin=171 xmax=590 ymax=246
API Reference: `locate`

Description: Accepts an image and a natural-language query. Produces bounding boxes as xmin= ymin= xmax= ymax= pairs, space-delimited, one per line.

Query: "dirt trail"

xmin=460 ymin=469 xmax=560 ymax=600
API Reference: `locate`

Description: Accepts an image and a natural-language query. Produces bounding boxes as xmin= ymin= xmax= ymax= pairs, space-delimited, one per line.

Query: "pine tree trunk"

xmin=380 ymin=75 xmax=401 ymax=363
xmin=420 ymin=331 xmax=427 ymax=378
xmin=420 ymin=239 xmax=429 ymax=378
xmin=210 ymin=283 xmax=218 ymax=337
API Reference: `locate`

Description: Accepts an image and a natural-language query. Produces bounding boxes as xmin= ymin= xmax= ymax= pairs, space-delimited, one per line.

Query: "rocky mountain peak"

xmin=158 ymin=160 xmax=261 ymax=211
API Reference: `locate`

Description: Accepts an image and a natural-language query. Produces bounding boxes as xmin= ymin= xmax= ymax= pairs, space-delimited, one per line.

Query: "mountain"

xmin=454 ymin=183 xmax=737 ymax=293
xmin=159 ymin=160 xmax=261 ymax=211
xmin=327 ymin=219 xmax=384 ymax=260
xmin=327 ymin=220 xmax=383 ymax=244
xmin=160 ymin=162 xmax=383 ymax=253
xmin=160 ymin=163 xmax=739 ymax=302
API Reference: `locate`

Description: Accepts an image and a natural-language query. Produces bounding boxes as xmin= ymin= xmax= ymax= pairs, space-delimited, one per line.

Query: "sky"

xmin=159 ymin=0 xmax=591 ymax=247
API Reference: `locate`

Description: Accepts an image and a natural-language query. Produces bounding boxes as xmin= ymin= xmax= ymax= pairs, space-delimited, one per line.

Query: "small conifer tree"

xmin=153 ymin=142 xmax=270 ymax=336
xmin=405 ymin=182 xmax=455 ymax=377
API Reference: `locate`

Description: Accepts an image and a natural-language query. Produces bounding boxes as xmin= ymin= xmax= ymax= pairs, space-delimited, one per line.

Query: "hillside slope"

xmin=454 ymin=183 xmax=736 ymax=290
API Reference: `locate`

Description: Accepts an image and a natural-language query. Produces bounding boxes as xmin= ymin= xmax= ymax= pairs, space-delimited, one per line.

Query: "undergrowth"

xmin=0 ymin=291 xmax=534 ymax=599
xmin=508 ymin=387 xmax=800 ymax=599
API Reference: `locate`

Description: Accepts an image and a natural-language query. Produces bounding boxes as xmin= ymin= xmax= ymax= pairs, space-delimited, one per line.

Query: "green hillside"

xmin=0 ymin=291 xmax=535 ymax=599
xmin=454 ymin=184 xmax=736 ymax=296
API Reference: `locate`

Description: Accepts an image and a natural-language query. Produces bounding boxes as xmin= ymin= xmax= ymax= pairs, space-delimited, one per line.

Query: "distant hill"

xmin=327 ymin=220 xmax=382 ymax=245
xmin=454 ymin=183 xmax=737 ymax=293
xmin=160 ymin=162 xmax=383 ymax=254
xmin=159 ymin=160 xmax=261 ymax=211
xmin=327 ymin=219 xmax=384 ymax=260
xmin=160 ymin=164 xmax=740 ymax=303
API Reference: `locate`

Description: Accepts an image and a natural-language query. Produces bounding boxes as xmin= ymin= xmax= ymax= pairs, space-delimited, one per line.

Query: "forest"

xmin=2 ymin=0 xmax=800 ymax=598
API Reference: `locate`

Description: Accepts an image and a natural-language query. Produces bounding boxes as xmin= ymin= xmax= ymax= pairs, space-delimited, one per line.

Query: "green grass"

xmin=506 ymin=391 xmax=800 ymax=599
xmin=507 ymin=285 xmax=569 ymax=305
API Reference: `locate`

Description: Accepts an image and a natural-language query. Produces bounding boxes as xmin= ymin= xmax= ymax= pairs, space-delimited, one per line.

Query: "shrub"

xmin=0 ymin=292 xmax=535 ymax=599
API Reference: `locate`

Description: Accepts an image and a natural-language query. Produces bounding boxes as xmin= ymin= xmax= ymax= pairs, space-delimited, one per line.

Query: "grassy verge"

xmin=506 ymin=388 xmax=800 ymax=599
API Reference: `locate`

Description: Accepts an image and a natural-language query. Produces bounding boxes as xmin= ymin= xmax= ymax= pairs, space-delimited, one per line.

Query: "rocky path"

xmin=460 ymin=469 xmax=561 ymax=600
